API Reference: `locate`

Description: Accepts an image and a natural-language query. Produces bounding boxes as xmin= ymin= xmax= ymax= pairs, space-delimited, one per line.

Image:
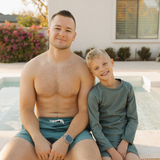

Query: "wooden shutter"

xmin=116 ymin=0 xmax=138 ymax=39
xmin=138 ymin=0 xmax=159 ymax=39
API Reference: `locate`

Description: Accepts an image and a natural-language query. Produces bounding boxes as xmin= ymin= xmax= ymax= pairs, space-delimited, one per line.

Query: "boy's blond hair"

xmin=85 ymin=48 xmax=110 ymax=69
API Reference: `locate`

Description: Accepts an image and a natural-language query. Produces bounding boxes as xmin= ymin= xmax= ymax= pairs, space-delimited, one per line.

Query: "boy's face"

xmin=89 ymin=54 xmax=114 ymax=81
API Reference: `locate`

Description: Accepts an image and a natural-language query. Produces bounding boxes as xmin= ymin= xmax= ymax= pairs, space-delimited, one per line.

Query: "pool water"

xmin=0 ymin=82 xmax=21 ymax=131
xmin=0 ymin=80 xmax=160 ymax=131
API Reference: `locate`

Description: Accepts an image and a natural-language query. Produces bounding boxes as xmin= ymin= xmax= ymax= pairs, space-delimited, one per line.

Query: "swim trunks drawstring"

xmin=49 ymin=119 xmax=65 ymax=125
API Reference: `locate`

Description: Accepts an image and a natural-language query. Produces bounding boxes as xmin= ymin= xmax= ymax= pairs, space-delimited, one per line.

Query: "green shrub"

xmin=0 ymin=21 xmax=48 ymax=63
xmin=117 ymin=47 xmax=131 ymax=61
xmin=17 ymin=15 xmax=40 ymax=27
xmin=105 ymin=47 xmax=116 ymax=59
xmin=74 ymin=50 xmax=83 ymax=58
xmin=138 ymin=47 xmax=151 ymax=61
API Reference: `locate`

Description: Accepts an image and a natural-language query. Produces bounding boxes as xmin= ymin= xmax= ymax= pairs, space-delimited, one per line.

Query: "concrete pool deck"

xmin=0 ymin=61 xmax=160 ymax=159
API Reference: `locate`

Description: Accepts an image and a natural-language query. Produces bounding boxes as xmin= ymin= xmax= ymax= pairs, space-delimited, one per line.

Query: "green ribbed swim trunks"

xmin=15 ymin=117 xmax=93 ymax=152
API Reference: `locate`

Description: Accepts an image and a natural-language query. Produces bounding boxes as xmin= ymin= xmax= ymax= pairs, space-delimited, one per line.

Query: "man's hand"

xmin=34 ymin=134 xmax=51 ymax=160
xmin=49 ymin=137 xmax=69 ymax=160
xmin=117 ymin=140 xmax=129 ymax=160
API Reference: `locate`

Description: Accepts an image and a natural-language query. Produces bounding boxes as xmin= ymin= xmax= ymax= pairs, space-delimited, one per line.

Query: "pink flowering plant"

xmin=0 ymin=21 xmax=48 ymax=63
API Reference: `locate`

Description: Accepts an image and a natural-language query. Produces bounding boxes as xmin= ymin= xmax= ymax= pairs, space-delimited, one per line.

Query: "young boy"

xmin=85 ymin=48 xmax=140 ymax=160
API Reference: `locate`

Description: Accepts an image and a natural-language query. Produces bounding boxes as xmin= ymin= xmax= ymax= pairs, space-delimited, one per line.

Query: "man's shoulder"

xmin=72 ymin=54 xmax=90 ymax=73
xmin=22 ymin=52 xmax=47 ymax=75
xmin=72 ymin=53 xmax=86 ymax=65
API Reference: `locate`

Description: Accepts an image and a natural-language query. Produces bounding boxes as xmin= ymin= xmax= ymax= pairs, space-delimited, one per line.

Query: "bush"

xmin=138 ymin=47 xmax=151 ymax=61
xmin=105 ymin=47 xmax=116 ymax=59
xmin=117 ymin=47 xmax=131 ymax=61
xmin=0 ymin=21 xmax=48 ymax=63
xmin=17 ymin=15 xmax=40 ymax=27
xmin=74 ymin=50 xmax=84 ymax=58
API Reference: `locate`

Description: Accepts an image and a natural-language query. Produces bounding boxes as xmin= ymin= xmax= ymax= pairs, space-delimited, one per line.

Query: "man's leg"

xmin=0 ymin=137 xmax=38 ymax=160
xmin=125 ymin=152 xmax=140 ymax=160
xmin=65 ymin=139 xmax=101 ymax=160
xmin=102 ymin=157 xmax=112 ymax=160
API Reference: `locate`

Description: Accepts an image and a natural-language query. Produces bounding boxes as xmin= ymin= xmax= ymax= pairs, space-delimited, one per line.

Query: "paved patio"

xmin=0 ymin=61 xmax=160 ymax=159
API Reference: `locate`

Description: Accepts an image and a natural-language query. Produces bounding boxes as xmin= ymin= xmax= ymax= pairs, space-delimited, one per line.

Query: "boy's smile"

xmin=101 ymin=70 xmax=109 ymax=76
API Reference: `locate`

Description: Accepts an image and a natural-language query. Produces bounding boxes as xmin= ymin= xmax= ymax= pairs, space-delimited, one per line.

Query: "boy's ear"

xmin=111 ymin=59 xmax=115 ymax=67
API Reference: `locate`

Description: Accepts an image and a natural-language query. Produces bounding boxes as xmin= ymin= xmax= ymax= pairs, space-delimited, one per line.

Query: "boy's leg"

xmin=0 ymin=137 xmax=38 ymax=160
xmin=125 ymin=152 xmax=140 ymax=160
xmin=65 ymin=139 xmax=101 ymax=160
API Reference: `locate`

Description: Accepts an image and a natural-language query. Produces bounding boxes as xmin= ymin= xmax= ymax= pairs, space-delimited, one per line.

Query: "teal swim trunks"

xmin=15 ymin=117 xmax=93 ymax=152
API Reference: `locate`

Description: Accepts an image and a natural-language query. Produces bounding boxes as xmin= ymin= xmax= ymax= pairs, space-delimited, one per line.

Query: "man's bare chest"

xmin=34 ymin=64 xmax=80 ymax=97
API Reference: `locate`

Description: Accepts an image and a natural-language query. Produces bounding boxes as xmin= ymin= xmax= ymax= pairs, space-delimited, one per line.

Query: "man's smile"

xmin=56 ymin=38 xmax=66 ymax=42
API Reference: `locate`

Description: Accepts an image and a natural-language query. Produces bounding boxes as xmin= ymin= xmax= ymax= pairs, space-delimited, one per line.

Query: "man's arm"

xmin=65 ymin=61 xmax=95 ymax=138
xmin=20 ymin=62 xmax=51 ymax=160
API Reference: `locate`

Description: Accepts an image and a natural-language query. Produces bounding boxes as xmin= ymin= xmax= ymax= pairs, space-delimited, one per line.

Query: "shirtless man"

xmin=0 ymin=10 xmax=101 ymax=160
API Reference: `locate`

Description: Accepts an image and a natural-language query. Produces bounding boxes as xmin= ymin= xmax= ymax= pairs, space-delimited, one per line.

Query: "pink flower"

xmin=22 ymin=31 xmax=26 ymax=34
xmin=4 ymin=37 xmax=8 ymax=42
xmin=12 ymin=44 xmax=16 ymax=49
xmin=5 ymin=22 xmax=11 ymax=26
xmin=36 ymin=43 xmax=40 ymax=46
xmin=2 ymin=55 xmax=6 ymax=58
xmin=11 ymin=39 xmax=14 ymax=43
xmin=13 ymin=30 xmax=18 ymax=35
xmin=18 ymin=27 xmax=22 ymax=31
xmin=28 ymin=33 xmax=32 ymax=38
xmin=40 ymin=33 xmax=44 ymax=37
xmin=3 ymin=30 xmax=7 ymax=34
xmin=24 ymin=43 xmax=28 ymax=46
xmin=21 ymin=36 xmax=25 ymax=40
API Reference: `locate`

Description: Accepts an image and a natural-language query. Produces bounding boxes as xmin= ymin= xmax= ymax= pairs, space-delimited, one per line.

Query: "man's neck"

xmin=48 ymin=47 xmax=72 ymax=63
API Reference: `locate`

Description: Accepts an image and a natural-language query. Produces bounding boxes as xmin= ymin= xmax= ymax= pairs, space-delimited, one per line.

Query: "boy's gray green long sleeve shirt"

xmin=88 ymin=79 xmax=138 ymax=152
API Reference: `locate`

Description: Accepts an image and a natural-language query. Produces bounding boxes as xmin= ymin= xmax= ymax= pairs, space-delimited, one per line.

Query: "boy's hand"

xmin=107 ymin=147 xmax=123 ymax=160
xmin=117 ymin=140 xmax=129 ymax=160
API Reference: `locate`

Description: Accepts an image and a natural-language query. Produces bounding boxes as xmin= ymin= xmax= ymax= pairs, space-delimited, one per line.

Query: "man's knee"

xmin=102 ymin=157 xmax=112 ymax=160
xmin=0 ymin=137 xmax=38 ymax=160
xmin=66 ymin=139 xmax=101 ymax=160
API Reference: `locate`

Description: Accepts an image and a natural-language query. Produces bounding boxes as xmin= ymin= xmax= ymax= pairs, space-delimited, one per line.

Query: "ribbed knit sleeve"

xmin=121 ymin=86 xmax=138 ymax=144
xmin=88 ymin=92 xmax=113 ymax=151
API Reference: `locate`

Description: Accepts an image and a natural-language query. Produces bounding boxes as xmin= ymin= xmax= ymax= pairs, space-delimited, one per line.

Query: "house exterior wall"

xmin=48 ymin=0 xmax=160 ymax=60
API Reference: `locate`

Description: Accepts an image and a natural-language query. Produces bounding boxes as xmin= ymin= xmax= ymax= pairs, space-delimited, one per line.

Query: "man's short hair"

xmin=85 ymin=48 xmax=110 ymax=69
xmin=50 ymin=10 xmax=76 ymax=27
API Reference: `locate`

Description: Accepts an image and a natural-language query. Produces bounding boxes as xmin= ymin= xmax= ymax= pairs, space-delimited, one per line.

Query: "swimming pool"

xmin=0 ymin=77 xmax=160 ymax=131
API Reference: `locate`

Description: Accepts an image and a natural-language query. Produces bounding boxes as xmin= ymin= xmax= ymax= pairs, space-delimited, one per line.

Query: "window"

xmin=116 ymin=0 xmax=159 ymax=39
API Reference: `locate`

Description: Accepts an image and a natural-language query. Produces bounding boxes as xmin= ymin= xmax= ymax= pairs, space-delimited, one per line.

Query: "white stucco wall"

xmin=48 ymin=0 xmax=160 ymax=60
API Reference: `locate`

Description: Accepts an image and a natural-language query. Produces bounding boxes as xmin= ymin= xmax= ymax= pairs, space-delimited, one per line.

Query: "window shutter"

xmin=138 ymin=0 xmax=159 ymax=39
xmin=116 ymin=0 xmax=138 ymax=39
